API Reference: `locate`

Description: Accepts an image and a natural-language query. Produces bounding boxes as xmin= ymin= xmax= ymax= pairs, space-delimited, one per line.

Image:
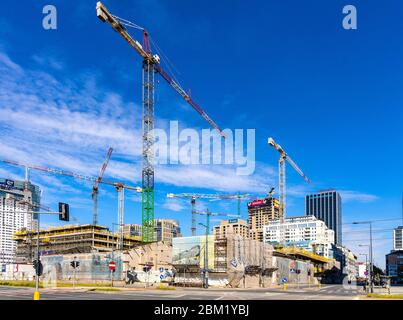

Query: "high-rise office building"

xmin=305 ymin=190 xmax=342 ymax=245
xmin=248 ymin=197 xmax=281 ymax=241
xmin=394 ymin=226 xmax=403 ymax=251
xmin=0 ymin=178 xmax=41 ymax=264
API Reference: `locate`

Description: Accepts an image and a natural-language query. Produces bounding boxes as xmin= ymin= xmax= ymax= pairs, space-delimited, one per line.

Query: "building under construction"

xmin=248 ymin=197 xmax=281 ymax=241
xmin=13 ymin=224 xmax=142 ymax=263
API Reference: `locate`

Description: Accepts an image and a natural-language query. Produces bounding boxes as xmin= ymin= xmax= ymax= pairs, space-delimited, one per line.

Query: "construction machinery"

xmin=195 ymin=209 xmax=238 ymax=288
xmin=96 ymin=2 xmax=225 ymax=242
xmin=0 ymin=159 xmax=142 ymax=247
xmin=92 ymin=147 xmax=113 ymax=226
xmin=0 ymin=159 xmax=141 ymax=193
xmin=166 ymin=193 xmax=249 ymax=236
xmin=267 ymin=137 xmax=310 ymax=221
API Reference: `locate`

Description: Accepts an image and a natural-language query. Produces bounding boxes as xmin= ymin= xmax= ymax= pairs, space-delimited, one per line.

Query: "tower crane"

xmin=0 ymin=159 xmax=142 ymax=244
xmin=96 ymin=2 xmax=225 ymax=242
xmin=0 ymin=159 xmax=141 ymax=192
xmin=166 ymin=193 xmax=249 ymax=236
xmin=194 ymin=209 xmax=238 ymax=288
xmin=267 ymin=137 xmax=310 ymax=222
xmin=92 ymin=147 xmax=113 ymax=226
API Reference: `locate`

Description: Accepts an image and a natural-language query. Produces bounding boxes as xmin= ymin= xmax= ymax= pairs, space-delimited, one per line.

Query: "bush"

xmin=0 ymin=280 xmax=43 ymax=288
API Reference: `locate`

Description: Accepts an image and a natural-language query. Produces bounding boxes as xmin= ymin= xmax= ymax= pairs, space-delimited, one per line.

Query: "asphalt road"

xmin=0 ymin=284 xmax=363 ymax=300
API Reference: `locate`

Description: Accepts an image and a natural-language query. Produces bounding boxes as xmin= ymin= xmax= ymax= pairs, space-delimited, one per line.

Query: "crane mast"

xmin=268 ymin=137 xmax=310 ymax=227
xmin=92 ymin=147 xmax=113 ymax=226
xmin=96 ymin=2 xmax=225 ymax=242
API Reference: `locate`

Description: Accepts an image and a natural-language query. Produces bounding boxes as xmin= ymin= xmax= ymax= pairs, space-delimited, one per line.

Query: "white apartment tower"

xmin=0 ymin=179 xmax=40 ymax=264
xmin=0 ymin=194 xmax=36 ymax=264
xmin=263 ymin=215 xmax=335 ymax=258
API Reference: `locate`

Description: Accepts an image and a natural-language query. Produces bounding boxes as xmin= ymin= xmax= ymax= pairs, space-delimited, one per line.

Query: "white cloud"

xmin=339 ymin=190 xmax=379 ymax=203
xmin=163 ymin=199 xmax=185 ymax=212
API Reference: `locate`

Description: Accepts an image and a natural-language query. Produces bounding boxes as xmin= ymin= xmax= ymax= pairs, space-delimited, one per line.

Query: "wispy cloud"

xmin=163 ymin=198 xmax=185 ymax=212
xmin=339 ymin=190 xmax=379 ymax=203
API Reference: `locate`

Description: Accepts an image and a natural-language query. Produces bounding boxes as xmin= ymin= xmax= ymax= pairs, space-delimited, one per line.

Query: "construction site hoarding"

xmin=40 ymin=252 xmax=124 ymax=282
xmin=172 ymin=236 xmax=214 ymax=270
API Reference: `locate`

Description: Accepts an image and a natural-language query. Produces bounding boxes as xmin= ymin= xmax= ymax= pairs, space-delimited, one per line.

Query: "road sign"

xmin=159 ymin=267 xmax=164 ymax=273
xmin=108 ymin=261 xmax=116 ymax=271
xmin=160 ymin=274 xmax=164 ymax=280
xmin=281 ymin=277 xmax=287 ymax=283
xmin=1 ymin=265 xmax=6 ymax=272
xmin=364 ymin=271 xmax=369 ymax=276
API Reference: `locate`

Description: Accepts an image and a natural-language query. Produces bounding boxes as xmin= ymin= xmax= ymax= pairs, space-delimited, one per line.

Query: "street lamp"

xmin=353 ymin=221 xmax=374 ymax=293
xmin=358 ymin=252 xmax=369 ymax=279
xmin=199 ymin=222 xmax=209 ymax=289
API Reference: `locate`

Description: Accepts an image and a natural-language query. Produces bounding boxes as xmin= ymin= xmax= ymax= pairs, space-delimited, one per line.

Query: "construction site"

xmin=0 ymin=2 xmax=351 ymax=289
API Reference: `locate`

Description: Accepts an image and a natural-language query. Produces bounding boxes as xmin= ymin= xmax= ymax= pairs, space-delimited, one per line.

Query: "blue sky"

xmin=0 ymin=0 xmax=402 ymax=268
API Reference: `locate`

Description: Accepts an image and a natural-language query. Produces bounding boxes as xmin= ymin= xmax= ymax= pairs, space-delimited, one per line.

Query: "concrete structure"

xmin=393 ymin=226 xmax=403 ymax=251
xmin=386 ymin=250 xmax=403 ymax=284
xmin=333 ymin=245 xmax=358 ymax=282
xmin=13 ymin=224 xmax=141 ymax=263
xmin=305 ymin=190 xmax=342 ymax=245
xmin=122 ymin=219 xmax=181 ymax=245
xmin=122 ymin=224 xmax=142 ymax=237
xmin=247 ymin=197 xmax=280 ymax=241
xmin=214 ymin=218 xmax=249 ymax=239
xmin=263 ymin=215 xmax=335 ymax=258
xmin=1 ymin=192 xmax=38 ymax=264
xmin=123 ymin=241 xmax=174 ymax=284
xmin=155 ymin=219 xmax=181 ymax=244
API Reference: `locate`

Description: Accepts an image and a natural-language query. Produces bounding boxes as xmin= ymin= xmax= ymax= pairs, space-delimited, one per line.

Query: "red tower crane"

xmin=96 ymin=2 xmax=225 ymax=242
xmin=92 ymin=147 xmax=113 ymax=226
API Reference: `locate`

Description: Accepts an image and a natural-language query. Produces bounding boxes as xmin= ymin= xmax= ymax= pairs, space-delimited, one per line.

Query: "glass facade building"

xmin=0 ymin=178 xmax=41 ymax=208
xmin=394 ymin=226 xmax=403 ymax=251
xmin=305 ymin=190 xmax=342 ymax=245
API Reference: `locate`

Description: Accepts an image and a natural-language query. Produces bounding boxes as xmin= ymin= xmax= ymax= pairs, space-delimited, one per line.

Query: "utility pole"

xmin=199 ymin=218 xmax=210 ymax=289
xmin=354 ymin=221 xmax=374 ymax=293
xmin=369 ymin=222 xmax=374 ymax=293
xmin=96 ymin=2 xmax=225 ymax=242
xmin=34 ymin=210 xmax=40 ymax=300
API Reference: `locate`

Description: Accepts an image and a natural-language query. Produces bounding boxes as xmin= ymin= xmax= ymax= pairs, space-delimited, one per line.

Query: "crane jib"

xmin=154 ymin=64 xmax=225 ymax=137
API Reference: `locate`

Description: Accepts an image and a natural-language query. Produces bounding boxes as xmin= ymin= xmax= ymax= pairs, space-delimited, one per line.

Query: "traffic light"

xmin=58 ymin=202 xmax=70 ymax=221
xmin=33 ymin=260 xmax=43 ymax=276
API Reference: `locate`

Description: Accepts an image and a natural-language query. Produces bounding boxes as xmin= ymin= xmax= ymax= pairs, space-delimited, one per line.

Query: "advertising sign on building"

xmin=247 ymin=199 xmax=268 ymax=208
xmin=172 ymin=236 xmax=214 ymax=269
xmin=0 ymin=179 xmax=15 ymax=190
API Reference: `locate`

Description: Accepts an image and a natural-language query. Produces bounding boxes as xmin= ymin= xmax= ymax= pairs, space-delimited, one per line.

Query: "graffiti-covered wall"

xmin=41 ymin=252 xmax=124 ymax=281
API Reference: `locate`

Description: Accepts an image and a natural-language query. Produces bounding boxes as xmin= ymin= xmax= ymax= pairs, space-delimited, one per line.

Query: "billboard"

xmin=172 ymin=236 xmax=214 ymax=269
xmin=0 ymin=179 xmax=15 ymax=190
xmin=247 ymin=198 xmax=269 ymax=208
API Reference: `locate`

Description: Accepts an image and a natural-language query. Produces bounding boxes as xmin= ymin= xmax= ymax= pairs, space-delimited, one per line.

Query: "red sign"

xmin=247 ymin=199 xmax=269 ymax=208
xmin=108 ymin=261 xmax=116 ymax=270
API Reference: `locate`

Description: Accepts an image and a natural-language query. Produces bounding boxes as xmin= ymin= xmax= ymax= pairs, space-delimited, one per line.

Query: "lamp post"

xmin=358 ymin=251 xmax=369 ymax=292
xmin=199 ymin=221 xmax=209 ymax=289
xmin=353 ymin=221 xmax=374 ymax=293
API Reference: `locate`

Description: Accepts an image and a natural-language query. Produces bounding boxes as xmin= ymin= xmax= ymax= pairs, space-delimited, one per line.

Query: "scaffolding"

xmin=13 ymin=224 xmax=142 ymax=263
